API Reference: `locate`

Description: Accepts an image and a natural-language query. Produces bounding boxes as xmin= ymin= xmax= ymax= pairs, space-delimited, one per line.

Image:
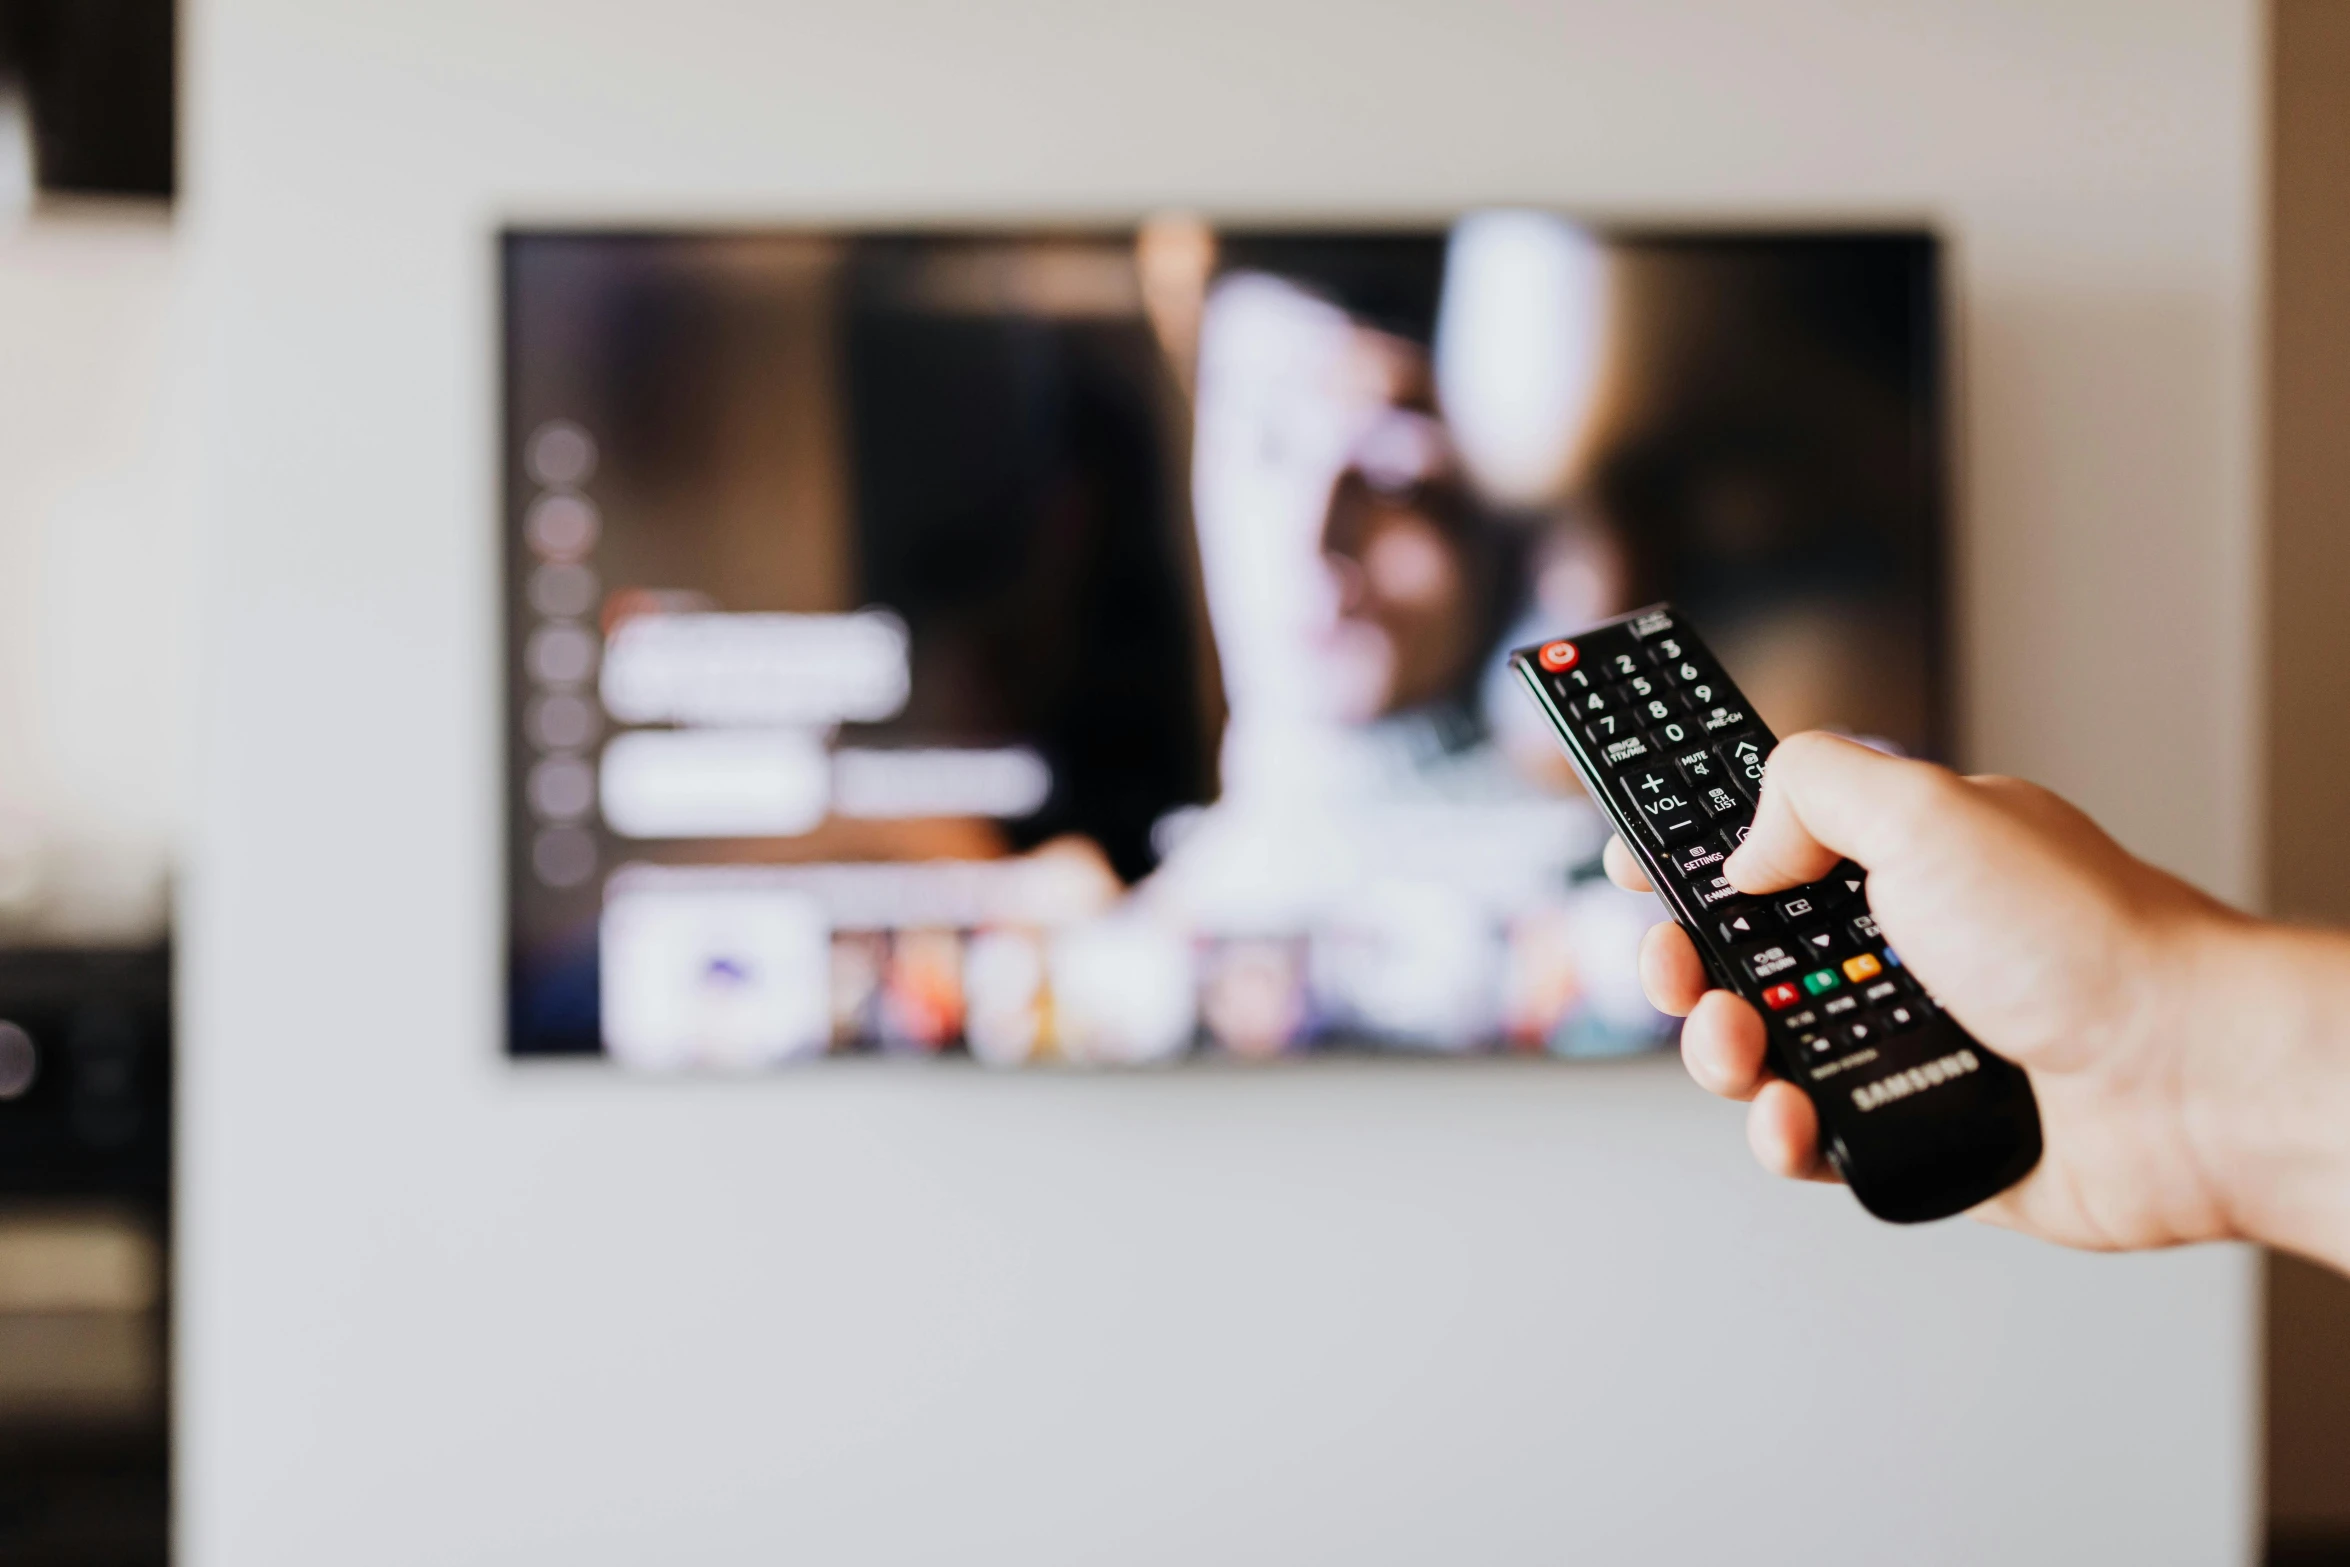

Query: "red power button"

xmin=1537 ymin=640 xmax=1579 ymax=672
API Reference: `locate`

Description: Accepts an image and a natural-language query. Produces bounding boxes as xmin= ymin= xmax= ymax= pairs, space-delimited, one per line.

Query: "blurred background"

xmin=2 ymin=0 xmax=2348 ymax=1563
xmin=0 ymin=1 xmax=176 ymax=1561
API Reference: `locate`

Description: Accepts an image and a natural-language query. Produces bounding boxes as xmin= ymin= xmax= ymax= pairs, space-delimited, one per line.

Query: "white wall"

xmin=182 ymin=2 xmax=2263 ymax=1564
xmin=0 ymin=201 xmax=186 ymax=944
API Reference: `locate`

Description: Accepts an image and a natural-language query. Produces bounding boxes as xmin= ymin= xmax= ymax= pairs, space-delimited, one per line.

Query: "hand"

xmin=1607 ymin=730 xmax=2350 ymax=1261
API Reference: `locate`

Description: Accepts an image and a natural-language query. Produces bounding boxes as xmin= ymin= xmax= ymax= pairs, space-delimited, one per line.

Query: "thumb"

xmin=1724 ymin=730 xmax=1960 ymax=895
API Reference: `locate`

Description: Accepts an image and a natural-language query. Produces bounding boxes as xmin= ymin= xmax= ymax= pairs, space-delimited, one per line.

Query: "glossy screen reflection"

xmin=502 ymin=221 xmax=1945 ymax=1068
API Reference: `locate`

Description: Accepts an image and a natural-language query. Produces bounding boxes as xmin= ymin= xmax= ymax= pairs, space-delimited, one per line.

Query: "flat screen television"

xmin=502 ymin=217 xmax=1946 ymax=1068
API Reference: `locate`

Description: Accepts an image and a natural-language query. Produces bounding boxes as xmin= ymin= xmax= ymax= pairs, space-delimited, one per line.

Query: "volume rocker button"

xmin=1618 ymin=773 xmax=1704 ymax=846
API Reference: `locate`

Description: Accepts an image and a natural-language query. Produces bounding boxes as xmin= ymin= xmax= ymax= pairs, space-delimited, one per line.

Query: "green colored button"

xmin=1801 ymin=968 xmax=1842 ymax=995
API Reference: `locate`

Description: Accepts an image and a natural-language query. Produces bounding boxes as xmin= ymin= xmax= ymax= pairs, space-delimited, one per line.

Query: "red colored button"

xmin=1762 ymin=982 xmax=1801 ymax=1011
xmin=1537 ymin=640 xmax=1579 ymax=672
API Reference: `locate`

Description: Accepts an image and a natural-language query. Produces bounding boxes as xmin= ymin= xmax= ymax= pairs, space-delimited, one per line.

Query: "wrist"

xmin=2172 ymin=911 xmax=2350 ymax=1267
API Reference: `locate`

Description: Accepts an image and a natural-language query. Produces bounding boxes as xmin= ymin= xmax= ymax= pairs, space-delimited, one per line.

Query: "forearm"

xmin=2183 ymin=914 xmax=2350 ymax=1271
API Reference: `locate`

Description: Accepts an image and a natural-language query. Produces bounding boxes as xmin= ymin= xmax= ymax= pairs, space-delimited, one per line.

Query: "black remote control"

xmin=1513 ymin=604 xmax=2042 ymax=1224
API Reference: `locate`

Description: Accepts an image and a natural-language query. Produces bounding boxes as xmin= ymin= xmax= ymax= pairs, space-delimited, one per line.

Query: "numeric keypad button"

xmin=1581 ymin=711 xmax=1632 ymax=746
xmin=1631 ymin=694 xmax=1682 ymax=727
xmin=1646 ymin=717 xmax=1699 ymax=750
xmin=1644 ymin=635 xmax=1690 ymax=665
xmin=1617 ymin=672 xmax=1667 ymax=702
xmin=1600 ymin=650 xmax=1642 ymax=681
xmin=1549 ymin=666 xmax=1600 ymax=698
xmin=1657 ymin=655 xmax=1710 ymax=685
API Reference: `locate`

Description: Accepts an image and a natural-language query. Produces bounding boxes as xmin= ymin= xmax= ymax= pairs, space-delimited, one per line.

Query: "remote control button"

xmin=1656 ymin=654 xmax=1709 ymax=684
xmin=1550 ymin=665 xmax=1600 ymax=698
xmin=1674 ymin=746 xmax=1725 ymax=787
xmin=1718 ymin=734 xmax=1769 ymax=796
xmin=1862 ymin=978 xmax=1905 ymax=1005
xmin=1690 ymin=880 xmax=1744 ymax=910
xmin=1697 ymin=702 xmax=1753 ymax=736
xmin=1797 ymin=1031 xmax=1832 ymax=1056
xmin=1719 ymin=821 xmax=1752 ymax=853
xmin=1667 ymin=838 xmax=1727 ymax=882
xmin=1537 ymin=640 xmax=1579 ymax=672
xmin=1796 ymin=929 xmax=1837 ymax=960
xmin=1742 ymin=943 xmax=1803 ymax=983
xmin=1821 ymin=993 xmax=1859 ymax=1017
xmin=1630 ymin=694 xmax=1683 ymax=727
xmin=1619 ymin=776 xmax=1705 ymax=846
xmin=1565 ymin=687 xmax=1615 ymax=720
xmin=1760 ymin=981 xmax=1802 ymax=1010
xmin=1881 ymin=1001 xmax=1925 ymax=1033
xmin=1582 ymin=712 xmax=1634 ymax=747
xmin=1841 ymin=953 xmax=1883 ymax=984
xmin=1836 ymin=1017 xmax=1880 ymax=1050
xmin=1694 ymin=782 xmax=1744 ymax=819
xmin=1627 ymin=609 xmax=1676 ymax=640
xmin=1601 ymin=650 xmax=1642 ymax=680
xmin=1595 ymin=732 xmax=1654 ymax=768
xmin=1773 ymin=891 xmax=1826 ymax=924
xmin=1818 ymin=863 xmax=1867 ymax=905
xmin=1644 ymin=635 xmax=1690 ymax=665
xmin=1849 ymin=911 xmax=1881 ymax=943
xmin=1617 ymin=671 xmax=1667 ymax=701
xmin=1882 ymin=946 xmax=1903 ymax=968
xmin=1800 ymin=967 xmax=1842 ymax=996
xmin=1779 ymin=1006 xmax=1820 ymax=1031
xmin=1646 ymin=717 xmax=1700 ymax=750
xmin=1716 ymin=908 xmax=1776 ymax=944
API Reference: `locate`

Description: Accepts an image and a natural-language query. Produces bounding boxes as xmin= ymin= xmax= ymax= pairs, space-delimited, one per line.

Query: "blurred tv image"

xmin=503 ymin=217 xmax=1946 ymax=1067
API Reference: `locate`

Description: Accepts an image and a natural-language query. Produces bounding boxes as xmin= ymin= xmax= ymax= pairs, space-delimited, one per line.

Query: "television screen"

xmin=503 ymin=218 xmax=1945 ymax=1068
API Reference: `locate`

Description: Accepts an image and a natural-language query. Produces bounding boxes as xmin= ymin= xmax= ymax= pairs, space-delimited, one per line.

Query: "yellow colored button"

xmin=1842 ymin=953 xmax=1883 ymax=984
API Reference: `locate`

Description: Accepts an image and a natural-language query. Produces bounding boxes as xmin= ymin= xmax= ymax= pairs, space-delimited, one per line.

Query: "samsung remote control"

xmin=1513 ymin=604 xmax=2042 ymax=1223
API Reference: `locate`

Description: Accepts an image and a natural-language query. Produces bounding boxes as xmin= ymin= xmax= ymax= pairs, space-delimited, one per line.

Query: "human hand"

xmin=1605 ymin=730 xmax=2327 ymax=1254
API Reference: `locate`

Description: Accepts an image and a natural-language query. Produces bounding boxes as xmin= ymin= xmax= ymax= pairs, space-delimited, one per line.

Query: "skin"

xmin=1606 ymin=730 xmax=2350 ymax=1272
